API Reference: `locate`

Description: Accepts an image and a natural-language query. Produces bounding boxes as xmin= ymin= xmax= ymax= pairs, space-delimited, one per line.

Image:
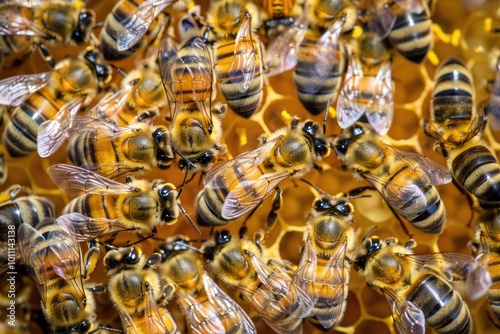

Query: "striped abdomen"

xmin=450 ymin=143 xmax=500 ymax=204
xmin=214 ymin=38 xmax=263 ymax=118
xmin=2 ymin=89 xmax=61 ymax=157
xmin=432 ymin=57 xmax=474 ymax=126
xmin=407 ymin=274 xmax=472 ymax=334
xmin=487 ymin=255 xmax=500 ymax=326
xmin=63 ymin=193 xmax=119 ymax=220
xmin=388 ymin=10 xmax=432 ymax=64
xmin=293 ymin=29 xmax=344 ymax=115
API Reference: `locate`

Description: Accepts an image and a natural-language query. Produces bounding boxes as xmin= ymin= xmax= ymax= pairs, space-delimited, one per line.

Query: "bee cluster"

xmin=1 ymin=0 xmax=500 ymax=333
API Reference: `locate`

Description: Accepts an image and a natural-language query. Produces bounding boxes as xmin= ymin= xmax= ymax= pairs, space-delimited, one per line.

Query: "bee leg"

xmin=37 ymin=43 xmax=55 ymax=68
xmin=387 ymin=205 xmax=413 ymax=239
xmin=266 ymin=187 xmax=283 ymax=230
xmin=82 ymin=239 xmax=100 ymax=279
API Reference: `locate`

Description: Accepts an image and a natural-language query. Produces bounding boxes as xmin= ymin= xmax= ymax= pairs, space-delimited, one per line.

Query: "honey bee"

xmin=353 ymin=235 xmax=491 ymax=334
xmin=17 ymin=218 xmax=104 ymax=333
xmin=158 ymin=30 xmax=227 ymax=174
xmin=202 ymin=229 xmax=314 ymax=334
xmin=256 ymin=0 xmax=298 ymax=36
xmin=484 ymin=47 xmax=500 ymax=130
xmin=424 ymin=57 xmax=500 ymax=207
xmin=0 ymin=2 xmax=96 ymax=66
xmin=361 ymin=0 xmax=433 ymax=64
xmin=99 ymin=0 xmax=173 ymax=60
xmin=293 ymin=188 xmax=364 ymax=329
xmin=333 ymin=122 xmax=451 ymax=234
xmin=46 ymin=164 xmax=194 ymax=242
xmin=195 ymin=116 xmax=330 ymax=227
xmin=207 ymin=0 xmax=264 ymax=118
xmin=337 ymin=29 xmax=394 ymax=135
xmin=0 ymin=46 xmax=112 ymax=157
xmin=293 ymin=14 xmax=346 ymax=115
xmin=305 ymin=0 xmax=358 ymax=32
xmin=38 ymin=116 xmax=174 ymax=178
xmin=104 ymin=245 xmax=180 ymax=334
xmin=156 ymin=235 xmax=257 ymax=334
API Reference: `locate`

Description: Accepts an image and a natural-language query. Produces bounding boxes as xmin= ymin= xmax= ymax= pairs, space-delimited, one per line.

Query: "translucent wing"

xmin=86 ymin=78 xmax=138 ymax=122
xmin=264 ymin=15 xmax=308 ymax=77
xmin=56 ymin=213 xmax=135 ymax=242
xmin=383 ymin=290 xmax=425 ymax=334
xmin=487 ymin=57 xmax=500 ymax=131
xmin=0 ymin=0 xmax=53 ymax=8
xmin=0 ymin=7 xmax=49 ymax=37
xmin=229 ymin=13 xmax=256 ymax=93
xmin=387 ymin=146 xmax=452 ymax=185
xmin=116 ymin=0 xmax=173 ymax=51
xmin=337 ymin=54 xmax=366 ymax=129
xmin=0 ymin=71 xmax=52 ymax=106
xmin=203 ymin=270 xmax=256 ymax=334
xmin=293 ymin=235 xmax=348 ymax=328
xmin=313 ymin=17 xmax=345 ymax=81
xmin=368 ymin=4 xmax=397 ymax=39
xmin=177 ymin=290 xmax=226 ymax=334
xmin=365 ymin=60 xmax=394 ymax=135
xmin=119 ymin=310 xmax=140 ymax=334
xmin=144 ymin=283 xmax=170 ymax=334
xmin=244 ymin=250 xmax=314 ymax=333
xmin=46 ymin=164 xmax=139 ymax=197
xmin=37 ymin=96 xmax=85 ymax=157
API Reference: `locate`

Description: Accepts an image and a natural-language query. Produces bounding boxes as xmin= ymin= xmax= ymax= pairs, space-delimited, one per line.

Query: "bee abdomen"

xmin=452 ymin=145 xmax=500 ymax=203
xmin=487 ymin=257 xmax=500 ymax=324
xmin=408 ymin=274 xmax=472 ymax=334
xmin=389 ymin=12 xmax=432 ymax=64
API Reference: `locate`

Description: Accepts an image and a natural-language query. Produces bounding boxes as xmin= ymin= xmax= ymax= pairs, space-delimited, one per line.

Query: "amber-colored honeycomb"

xmin=1 ymin=0 xmax=500 ymax=333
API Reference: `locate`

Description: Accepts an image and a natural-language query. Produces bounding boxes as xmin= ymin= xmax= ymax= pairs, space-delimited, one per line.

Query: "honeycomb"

xmin=1 ymin=0 xmax=500 ymax=333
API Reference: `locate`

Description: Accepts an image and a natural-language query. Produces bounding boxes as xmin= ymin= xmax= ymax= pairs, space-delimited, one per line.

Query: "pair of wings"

xmin=486 ymin=56 xmax=500 ymax=130
xmin=120 ymin=283 xmax=179 ymax=334
xmin=382 ymin=250 xmax=491 ymax=334
xmin=239 ymin=250 xmax=314 ymax=334
xmin=337 ymin=54 xmax=394 ymax=135
xmin=293 ymin=235 xmax=349 ymax=329
xmin=18 ymin=219 xmax=87 ymax=310
xmin=203 ymin=136 xmax=292 ymax=220
xmin=363 ymin=145 xmax=452 ymax=209
xmin=178 ymin=270 xmax=256 ymax=334
xmin=265 ymin=13 xmax=345 ymax=84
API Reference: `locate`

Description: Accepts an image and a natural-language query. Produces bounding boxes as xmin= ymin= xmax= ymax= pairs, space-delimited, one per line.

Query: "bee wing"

xmin=177 ymin=289 xmax=226 ymax=334
xmin=116 ymin=0 xmax=173 ymax=51
xmin=410 ymin=251 xmax=492 ymax=301
xmin=17 ymin=223 xmax=51 ymax=305
xmin=87 ymin=78 xmax=138 ymax=121
xmin=265 ymin=15 xmax=308 ymax=77
xmin=46 ymin=164 xmax=139 ymax=197
xmin=37 ymin=96 xmax=85 ymax=158
xmin=365 ymin=60 xmax=394 ymax=135
xmin=386 ymin=146 xmax=452 ymax=185
xmin=229 ymin=13 xmax=256 ymax=93
xmin=0 ymin=71 xmax=52 ymax=106
xmin=368 ymin=5 xmax=397 ymax=39
xmin=311 ymin=18 xmax=344 ymax=84
xmin=488 ymin=57 xmax=500 ymax=130
xmin=56 ymin=213 xmax=135 ymax=242
xmin=244 ymin=250 xmax=314 ymax=333
xmin=222 ymin=170 xmax=291 ymax=220
xmin=294 ymin=235 xmax=348 ymax=328
xmin=0 ymin=7 xmax=49 ymax=37
xmin=119 ymin=310 xmax=140 ymax=334
xmin=144 ymin=283 xmax=171 ymax=334
xmin=203 ymin=270 xmax=257 ymax=334
xmin=337 ymin=54 xmax=366 ymax=129
xmin=0 ymin=0 xmax=54 ymax=7
xmin=383 ymin=289 xmax=425 ymax=334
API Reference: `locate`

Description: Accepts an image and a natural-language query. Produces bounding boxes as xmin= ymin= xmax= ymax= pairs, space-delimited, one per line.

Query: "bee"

xmin=256 ymin=0 xmax=298 ymax=36
xmin=202 ymin=229 xmax=314 ymax=334
xmin=104 ymin=245 xmax=180 ymax=334
xmin=38 ymin=116 xmax=174 ymax=179
xmin=292 ymin=14 xmax=346 ymax=115
xmin=353 ymin=235 xmax=491 ymax=334
xmin=17 ymin=217 xmax=104 ymax=333
xmin=468 ymin=205 xmax=500 ymax=327
xmin=424 ymin=57 xmax=500 ymax=207
xmin=156 ymin=235 xmax=257 ymax=334
xmin=207 ymin=0 xmax=264 ymax=118
xmin=195 ymin=116 xmax=330 ymax=227
xmin=158 ymin=29 xmax=227 ymax=174
xmin=0 ymin=2 xmax=96 ymax=66
xmin=333 ymin=122 xmax=451 ymax=234
xmin=485 ymin=48 xmax=500 ymax=131
xmin=362 ymin=0 xmax=433 ymax=64
xmin=304 ymin=0 xmax=358 ymax=32
xmin=99 ymin=0 xmax=173 ymax=60
xmin=293 ymin=188 xmax=364 ymax=329
xmin=46 ymin=164 xmax=195 ymax=242
xmin=0 ymin=45 xmax=112 ymax=157
xmin=337 ymin=29 xmax=394 ymax=135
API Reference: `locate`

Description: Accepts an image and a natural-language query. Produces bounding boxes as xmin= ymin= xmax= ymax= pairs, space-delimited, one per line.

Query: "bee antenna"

xmin=300 ymin=178 xmax=326 ymax=195
xmin=110 ymin=64 xmax=128 ymax=78
xmin=177 ymin=202 xmax=201 ymax=235
xmin=93 ymin=21 xmax=104 ymax=29
xmin=322 ymin=99 xmax=331 ymax=135
xmin=362 ymin=225 xmax=377 ymax=241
